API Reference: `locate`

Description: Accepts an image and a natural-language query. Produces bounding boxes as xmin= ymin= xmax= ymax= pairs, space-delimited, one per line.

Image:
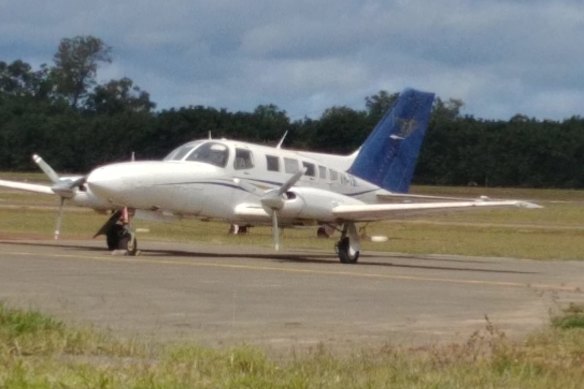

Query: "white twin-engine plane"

xmin=0 ymin=89 xmax=540 ymax=263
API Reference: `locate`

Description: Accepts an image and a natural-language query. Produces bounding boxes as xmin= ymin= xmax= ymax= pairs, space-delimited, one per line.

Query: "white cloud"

xmin=1 ymin=0 xmax=583 ymax=120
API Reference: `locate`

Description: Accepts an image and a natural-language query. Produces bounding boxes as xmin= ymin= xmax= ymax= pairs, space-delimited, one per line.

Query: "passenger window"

xmin=329 ymin=169 xmax=339 ymax=181
xmin=284 ymin=158 xmax=299 ymax=173
xmin=234 ymin=148 xmax=254 ymax=170
xmin=302 ymin=162 xmax=316 ymax=177
xmin=318 ymin=166 xmax=327 ymax=179
xmin=266 ymin=155 xmax=280 ymax=172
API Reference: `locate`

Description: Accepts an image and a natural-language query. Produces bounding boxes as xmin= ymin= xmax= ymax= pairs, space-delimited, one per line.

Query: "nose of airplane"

xmin=86 ymin=160 xmax=224 ymax=207
xmin=86 ymin=165 xmax=125 ymax=200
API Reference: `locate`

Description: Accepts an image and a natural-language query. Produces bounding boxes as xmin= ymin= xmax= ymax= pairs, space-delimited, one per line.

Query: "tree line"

xmin=1 ymin=36 xmax=583 ymax=188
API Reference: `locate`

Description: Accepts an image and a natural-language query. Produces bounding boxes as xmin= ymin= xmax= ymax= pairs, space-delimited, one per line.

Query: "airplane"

xmin=0 ymin=88 xmax=541 ymax=263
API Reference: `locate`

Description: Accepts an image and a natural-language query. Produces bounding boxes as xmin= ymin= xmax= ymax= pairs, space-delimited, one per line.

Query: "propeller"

xmin=260 ymin=168 xmax=305 ymax=250
xmin=51 ymin=177 xmax=87 ymax=240
xmin=32 ymin=155 xmax=85 ymax=240
xmin=33 ymin=154 xmax=59 ymax=183
xmin=54 ymin=197 xmax=65 ymax=240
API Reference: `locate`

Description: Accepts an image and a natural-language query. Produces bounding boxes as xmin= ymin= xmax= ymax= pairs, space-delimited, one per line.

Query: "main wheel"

xmin=126 ymin=236 xmax=138 ymax=256
xmin=336 ymin=237 xmax=360 ymax=264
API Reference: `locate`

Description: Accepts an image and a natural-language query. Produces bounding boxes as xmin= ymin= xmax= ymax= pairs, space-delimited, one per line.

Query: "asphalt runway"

xmin=1 ymin=238 xmax=583 ymax=352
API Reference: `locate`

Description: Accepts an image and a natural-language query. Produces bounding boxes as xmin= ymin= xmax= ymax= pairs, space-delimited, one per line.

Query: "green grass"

xmin=1 ymin=303 xmax=584 ymax=388
xmin=552 ymin=304 xmax=584 ymax=329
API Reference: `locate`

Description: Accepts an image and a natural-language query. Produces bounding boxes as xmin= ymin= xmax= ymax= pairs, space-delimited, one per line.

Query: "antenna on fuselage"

xmin=276 ymin=130 xmax=288 ymax=149
xmin=208 ymin=131 xmax=212 ymax=140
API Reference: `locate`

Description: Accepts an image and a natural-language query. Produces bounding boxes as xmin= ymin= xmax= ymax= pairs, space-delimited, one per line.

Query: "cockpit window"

xmin=164 ymin=146 xmax=193 ymax=161
xmin=163 ymin=140 xmax=205 ymax=161
xmin=185 ymin=142 xmax=229 ymax=167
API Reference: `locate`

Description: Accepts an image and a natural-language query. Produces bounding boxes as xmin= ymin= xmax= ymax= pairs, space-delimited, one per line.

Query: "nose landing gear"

xmin=95 ymin=209 xmax=139 ymax=256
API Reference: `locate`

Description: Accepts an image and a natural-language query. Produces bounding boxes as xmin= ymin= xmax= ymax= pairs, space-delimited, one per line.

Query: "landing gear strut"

xmin=335 ymin=222 xmax=360 ymax=264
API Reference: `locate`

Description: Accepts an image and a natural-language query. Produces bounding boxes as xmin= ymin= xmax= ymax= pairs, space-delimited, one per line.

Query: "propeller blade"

xmin=54 ymin=197 xmax=65 ymax=240
xmin=272 ymin=209 xmax=280 ymax=251
xmin=32 ymin=154 xmax=59 ymax=183
xmin=262 ymin=167 xmax=306 ymax=210
xmin=277 ymin=168 xmax=306 ymax=196
xmin=261 ymin=167 xmax=306 ymax=251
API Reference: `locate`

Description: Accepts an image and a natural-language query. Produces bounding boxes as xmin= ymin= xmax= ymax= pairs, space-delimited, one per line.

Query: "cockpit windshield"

xmin=163 ymin=141 xmax=230 ymax=167
xmin=185 ymin=142 xmax=229 ymax=167
xmin=163 ymin=140 xmax=205 ymax=161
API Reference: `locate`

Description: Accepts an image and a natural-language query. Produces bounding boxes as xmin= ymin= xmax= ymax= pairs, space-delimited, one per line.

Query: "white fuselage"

xmin=84 ymin=139 xmax=387 ymax=225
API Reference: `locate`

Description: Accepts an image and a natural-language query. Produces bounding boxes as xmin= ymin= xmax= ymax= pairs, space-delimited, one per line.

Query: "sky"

xmin=1 ymin=0 xmax=583 ymax=121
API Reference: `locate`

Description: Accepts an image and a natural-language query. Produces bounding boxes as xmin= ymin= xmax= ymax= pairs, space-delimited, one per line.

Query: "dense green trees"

xmin=414 ymin=113 xmax=584 ymax=188
xmin=1 ymin=36 xmax=583 ymax=188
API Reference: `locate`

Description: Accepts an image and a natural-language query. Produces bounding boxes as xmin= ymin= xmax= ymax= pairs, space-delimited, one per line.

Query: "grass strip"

xmin=1 ymin=303 xmax=584 ymax=388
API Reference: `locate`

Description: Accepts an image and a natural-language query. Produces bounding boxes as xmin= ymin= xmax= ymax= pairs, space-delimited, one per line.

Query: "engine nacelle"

xmin=278 ymin=187 xmax=365 ymax=222
xmin=71 ymin=190 xmax=112 ymax=211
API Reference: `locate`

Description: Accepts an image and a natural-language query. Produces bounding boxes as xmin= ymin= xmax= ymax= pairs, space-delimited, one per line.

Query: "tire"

xmin=107 ymin=224 xmax=138 ymax=256
xmin=336 ymin=237 xmax=359 ymax=264
xmin=127 ymin=236 xmax=138 ymax=256
xmin=106 ymin=224 xmax=124 ymax=250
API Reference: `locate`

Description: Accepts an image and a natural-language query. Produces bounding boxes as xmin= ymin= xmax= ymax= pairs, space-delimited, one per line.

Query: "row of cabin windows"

xmin=265 ymin=154 xmax=353 ymax=184
xmin=172 ymin=142 xmax=354 ymax=185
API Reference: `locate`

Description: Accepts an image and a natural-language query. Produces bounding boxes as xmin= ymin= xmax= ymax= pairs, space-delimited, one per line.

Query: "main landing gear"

xmin=335 ymin=222 xmax=360 ymax=264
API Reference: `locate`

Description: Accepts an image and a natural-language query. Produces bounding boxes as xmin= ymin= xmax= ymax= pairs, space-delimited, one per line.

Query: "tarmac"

xmin=1 ymin=238 xmax=583 ymax=353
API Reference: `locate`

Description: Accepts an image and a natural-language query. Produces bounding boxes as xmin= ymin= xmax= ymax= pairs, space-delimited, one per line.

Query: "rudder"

xmin=348 ymin=88 xmax=434 ymax=193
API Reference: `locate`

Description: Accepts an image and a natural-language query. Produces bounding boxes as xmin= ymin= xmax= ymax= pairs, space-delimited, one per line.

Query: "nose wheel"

xmin=95 ymin=209 xmax=139 ymax=256
xmin=106 ymin=223 xmax=138 ymax=256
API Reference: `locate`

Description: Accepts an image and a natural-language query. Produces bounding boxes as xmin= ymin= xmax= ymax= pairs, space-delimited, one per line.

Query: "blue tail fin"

xmin=348 ymin=88 xmax=434 ymax=193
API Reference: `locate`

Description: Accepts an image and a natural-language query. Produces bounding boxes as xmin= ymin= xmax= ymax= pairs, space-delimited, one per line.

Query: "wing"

xmin=332 ymin=200 xmax=542 ymax=222
xmin=0 ymin=179 xmax=54 ymax=195
xmin=376 ymin=192 xmax=481 ymax=202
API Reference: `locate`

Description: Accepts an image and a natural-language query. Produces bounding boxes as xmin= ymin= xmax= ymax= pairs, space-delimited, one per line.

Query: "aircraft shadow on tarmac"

xmin=1 ymin=239 xmax=535 ymax=275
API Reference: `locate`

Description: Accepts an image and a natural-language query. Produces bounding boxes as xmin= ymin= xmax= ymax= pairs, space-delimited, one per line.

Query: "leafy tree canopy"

xmin=52 ymin=35 xmax=112 ymax=108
